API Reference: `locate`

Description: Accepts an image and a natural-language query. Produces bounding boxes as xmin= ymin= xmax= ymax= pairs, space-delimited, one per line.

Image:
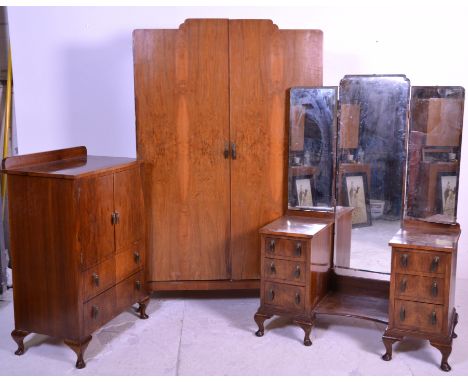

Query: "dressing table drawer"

xmin=264 ymin=237 xmax=306 ymax=261
xmin=394 ymin=299 xmax=444 ymax=334
xmin=393 ymin=249 xmax=447 ymax=275
xmin=263 ymin=282 xmax=305 ymax=312
xmin=394 ymin=273 xmax=445 ymax=304
xmin=263 ymin=258 xmax=306 ymax=284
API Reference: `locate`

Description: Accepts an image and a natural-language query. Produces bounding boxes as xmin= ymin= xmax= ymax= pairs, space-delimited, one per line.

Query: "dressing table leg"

xmin=254 ymin=311 xmax=272 ymax=337
xmin=452 ymin=312 xmax=459 ymax=339
xmin=137 ymin=296 xmax=150 ymax=319
xmin=381 ymin=333 xmax=401 ymax=361
xmin=64 ymin=335 xmax=92 ymax=369
xmin=294 ymin=318 xmax=314 ymax=346
xmin=11 ymin=329 xmax=29 ymax=355
xmin=430 ymin=340 xmax=452 ymax=372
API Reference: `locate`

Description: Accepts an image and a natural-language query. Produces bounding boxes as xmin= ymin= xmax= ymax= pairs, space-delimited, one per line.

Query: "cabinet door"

xmin=229 ymin=20 xmax=323 ymax=279
xmin=114 ymin=166 xmax=144 ymax=251
xmin=79 ymin=174 xmax=115 ymax=269
xmin=133 ymin=20 xmax=231 ymax=281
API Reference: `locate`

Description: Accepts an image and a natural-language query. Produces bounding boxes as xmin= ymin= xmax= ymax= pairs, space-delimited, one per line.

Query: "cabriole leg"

xmin=430 ymin=341 xmax=452 ymax=372
xmin=254 ymin=312 xmax=272 ymax=337
xmin=11 ymin=329 xmax=29 ymax=356
xmin=382 ymin=334 xmax=402 ymax=361
xmin=64 ymin=335 xmax=92 ymax=369
xmin=137 ymin=296 xmax=150 ymax=319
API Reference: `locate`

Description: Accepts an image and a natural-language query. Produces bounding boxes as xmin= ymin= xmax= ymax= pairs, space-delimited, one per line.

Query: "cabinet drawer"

xmin=116 ymin=242 xmax=144 ymax=283
xmin=395 ymin=273 xmax=445 ymax=304
xmin=394 ymin=299 xmax=444 ymax=334
xmin=116 ymin=270 xmax=146 ymax=312
xmin=263 ymin=282 xmax=305 ymax=312
xmin=393 ymin=249 xmax=447 ymax=275
xmin=83 ymin=256 xmax=116 ymax=302
xmin=264 ymin=237 xmax=306 ymax=261
xmin=264 ymin=258 xmax=305 ymax=284
xmin=84 ymin=285 xmax=117 ymax=334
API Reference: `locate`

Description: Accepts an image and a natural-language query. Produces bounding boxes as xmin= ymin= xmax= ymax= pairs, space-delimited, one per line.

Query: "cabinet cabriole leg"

xmin=64 ymin=335 xmax=92 ymax=369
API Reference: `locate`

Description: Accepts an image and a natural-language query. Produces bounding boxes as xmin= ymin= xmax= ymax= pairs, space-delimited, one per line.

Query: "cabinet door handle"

xmin=399 ymin=307 xmax=406 ymax=321
xmin=134 ymin=251 xmax=141 ymax=264
xmin=231 ymin=142 xmax=237 ymax=160
xmin=431 ymin=281 xmax=438 ymax=297
xmin=431 ymin=311 xmax=437 ymax=325
xmin=224 ymin=143 xmax=230 ymax=159
xmin=135 ymin=280 xmax=141 ymax=291
xmin=268 ymin=289 xmax=275 ymax=301
xmin=91 ymin=305 xmax=99 ymax=319
xmin=400 ymin=278 xmax=407 ymax=293
xmin=111 ymin=211 xmax=120 ymax=225
xmin=268 ymin=239 xmax=276 ymax=253
xmin=400 ymin=254 xmax=408 ymax=268
xmin=92 ymin=273 xmax=100 ymax=287
xmin=295 ymin=293 xmax=301 ymax=305
xmin=294 ymin=265 xmax=301 ymax=278
xmin=431 ymin=256 xmax=440 ymax=272
xmin=270 ymin=262 xmax=276 ymax=274
xmin=295 ymin=242 xmax=302 ymax=257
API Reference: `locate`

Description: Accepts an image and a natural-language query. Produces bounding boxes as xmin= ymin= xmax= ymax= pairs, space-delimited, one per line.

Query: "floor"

xmin=1 ymin=284 xmax=467 ymax=376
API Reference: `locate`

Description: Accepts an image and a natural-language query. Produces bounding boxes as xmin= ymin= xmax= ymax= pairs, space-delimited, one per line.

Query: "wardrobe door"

xmin=133 ymin=20 xmax=231 ymax=281
xmin=229 ymin=20 xmax=323 ymax=279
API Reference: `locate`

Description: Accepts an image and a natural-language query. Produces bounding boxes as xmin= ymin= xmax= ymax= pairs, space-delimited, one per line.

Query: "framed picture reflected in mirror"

xmin=292 ymin=175 xmax=315 ymax=208
xmin=342 ymin=172 xmax=372 ymax=228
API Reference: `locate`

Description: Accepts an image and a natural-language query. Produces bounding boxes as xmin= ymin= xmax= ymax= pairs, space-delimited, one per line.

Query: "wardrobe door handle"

xmin=431 ymin=281 xmax=438 ymax=297
xmin=92 ymin=273 xmax=100 ymax=287
xmin=231 ymin=142 xmax=237 ymax=160
xmin=431 ymin=256 xmax=440 ymax=272
xmin=224 ymin=143 xmax=230 ymax=159
xmin=91 ymin=305 xmax=99 ymax=319
xmin=135 ymin=280 xmax=142 ymax=291
xmin=134 ymin=251 xmax=141 ymax=264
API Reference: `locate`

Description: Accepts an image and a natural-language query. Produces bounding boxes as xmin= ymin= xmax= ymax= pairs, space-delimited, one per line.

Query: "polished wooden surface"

xmin=149 ymin=279 xmax=260 ymax=291
xmin=2 ymin=146 xmax=86 ymax=170
xmin=133 ymin=19 xmax=231 ymax=282
xmin=4 ymin=147 xmax=149 ymax=368
xmin=333 ymin=207 xmax=353 ymax=268
xmin=384 ymin=224 xmax=459 ymax=371
xmin=229 ymin=20 xmax=323 ymax=280
xmin=134 ymin=19 xmax=323 ymax=289
xmin=255 ymin=215 xmax=332 ymax=345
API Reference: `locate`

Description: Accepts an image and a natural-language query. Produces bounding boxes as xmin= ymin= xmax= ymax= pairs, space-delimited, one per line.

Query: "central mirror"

xmin=335 ymin=75 xmax=410 ymax=275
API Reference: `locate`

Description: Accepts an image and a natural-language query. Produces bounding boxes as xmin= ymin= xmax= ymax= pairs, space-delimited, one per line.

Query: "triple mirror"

xmin=288 ymin=76 xmax=466 ymax=278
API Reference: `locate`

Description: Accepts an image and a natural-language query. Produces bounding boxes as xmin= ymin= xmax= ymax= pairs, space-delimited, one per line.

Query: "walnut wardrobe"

xmin=133 ymin=19 xmax=323 ymax=290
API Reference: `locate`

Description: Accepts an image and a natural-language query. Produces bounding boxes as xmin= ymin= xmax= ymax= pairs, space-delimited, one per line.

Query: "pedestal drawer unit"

xmin=2 ymin=147 xmax=150 ymax=369
xmin=254 ymin=215 xmax=333 ymax=345
xmin=382 ymin=227 xmax=460 ymax=371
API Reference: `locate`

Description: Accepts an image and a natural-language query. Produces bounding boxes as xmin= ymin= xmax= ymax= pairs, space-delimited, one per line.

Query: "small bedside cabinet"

xmin=382 ymin=224 xmax=460 ymax=371
xmin=254 ymin=215 xmax=333 ymax=345
xmin=2 ymin=147 xmax=150 ymax=369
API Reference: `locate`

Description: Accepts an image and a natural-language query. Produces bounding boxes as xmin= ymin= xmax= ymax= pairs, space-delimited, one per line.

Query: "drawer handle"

xmin=270 ymin=262 xmax=276 ymax=274
xmin=295 ymin=242 xmax=302 ymax=257
xmin=431 ymin=256 xmax=440 ymax=272
xmin=295 ymin=293 xmax=301 ymax=305
xmin=400 ymin=278 xmax=407 ymax=293
xmin=134 ymin=251 xmax=141 ymax=264
xmin=399 ymin=307 xmax=406 ymax=322
xmin=92 ymin=273 xmax=100 ymax=287
xmin=268 ymin=289 xmax=275 ymax=301
xmin=294 ymin=265 xmax=301 ymax=278
xmin=431 ymin=311 xmax=437 ymax=326
xmin=135 ymin=280 xmax=142 ymax=291
xmin=268 ymin=239 xmax=276 ymax=253
xmin=400 ymin=254 xmax=408 ymax=268
xmin=91 ymin=305 xmax=99 ymax=319
xmin=431 ymin=281 xmax=438 ymax=297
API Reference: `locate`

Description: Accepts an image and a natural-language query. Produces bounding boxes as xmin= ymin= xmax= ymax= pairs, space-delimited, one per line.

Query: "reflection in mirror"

xmin=335 ymin=75 xmax=410 ymax=275
xmin=405 ymin=87 xmax=465 ymax=224
xmin=288 ymin=87 xmax=337 ymax=211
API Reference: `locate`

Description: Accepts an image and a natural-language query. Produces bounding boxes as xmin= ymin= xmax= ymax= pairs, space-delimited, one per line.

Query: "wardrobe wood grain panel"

xmin=133 ymin=19 xmax=231 ymax=281
xmin=229 ymin=20 xmax=323 ymax=280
